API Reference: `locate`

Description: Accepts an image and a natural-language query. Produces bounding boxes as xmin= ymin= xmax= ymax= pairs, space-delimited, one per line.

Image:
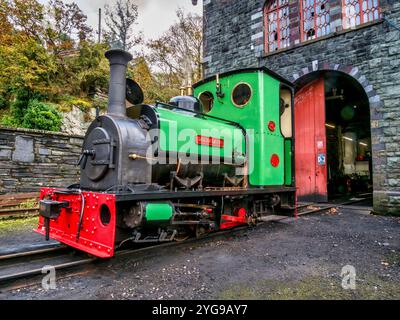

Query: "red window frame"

xmin=300 ymin=0 xmax=331 ymax=42
xmin=264 ymin=0 xmax=290 ymax=53
xmin=342 ymin=0 xmax=381 ymax=29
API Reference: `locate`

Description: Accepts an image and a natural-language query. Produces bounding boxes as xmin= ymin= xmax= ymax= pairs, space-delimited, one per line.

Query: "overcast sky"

xmin=39 ymin=0 xmax=203 ymax=42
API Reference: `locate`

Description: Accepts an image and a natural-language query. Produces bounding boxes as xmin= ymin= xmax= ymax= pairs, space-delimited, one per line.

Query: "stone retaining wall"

xmin=0 ymin=126 xmax=83 ymax=194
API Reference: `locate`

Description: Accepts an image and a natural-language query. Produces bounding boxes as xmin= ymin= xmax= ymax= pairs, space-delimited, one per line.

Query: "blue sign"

xmin=318 ymin=153 xmax=326 ymax=165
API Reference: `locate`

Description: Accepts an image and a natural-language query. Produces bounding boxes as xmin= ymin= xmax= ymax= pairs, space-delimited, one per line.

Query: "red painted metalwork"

xmin=342 ymin=0 xmax=380 ymax=29
xmin=264 ymin=0 xmax=290 ymax=53
xmin=268 ymin=121 xmax=276 ymax=132
xmin=220 ymin=208 xmax=247 ymax=229
xmin=300 ymin=0 xmax=331 ymax=41
xmin=195 ymin=135 xmax=224 ymax=148
xmin=294 ymin=78 xmax=328 ymax=202
xmin=271 ymin=154 xmax=280 ymax=167
xmin=34 ymin=188 xmax=116 ymax=258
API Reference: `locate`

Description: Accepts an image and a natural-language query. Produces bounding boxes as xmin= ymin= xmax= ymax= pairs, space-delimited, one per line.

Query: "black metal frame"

xmin=279 ymin=82 xmax=296 ymax=188
xmin=115 ymin=186 xmax=296 ymax=202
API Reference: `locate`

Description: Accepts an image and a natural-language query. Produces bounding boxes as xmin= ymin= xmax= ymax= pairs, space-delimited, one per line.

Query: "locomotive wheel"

xmin=174 ymin=228 xmax=191 ymax=242
xmin=195 ymin=225 xmax=208 ymax=238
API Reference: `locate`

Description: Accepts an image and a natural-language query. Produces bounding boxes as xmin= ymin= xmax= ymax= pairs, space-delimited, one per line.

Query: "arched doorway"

xmin=294 ymin=71 xmax=373 ymax=203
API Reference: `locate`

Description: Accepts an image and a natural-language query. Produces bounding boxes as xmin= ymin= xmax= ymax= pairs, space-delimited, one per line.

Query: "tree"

xmin=71 ymin=42 xmax=109 ymax=97
xmin=6 ymin=0 xmax=93 ymax=53
xmin=147 ymin=9 xmax=203 ymax=88
xmin=6 ymin=0 xmax=45 ymax=41
xmin=0 ymin=0 xmax=13 ymax=35
xmin=0 ymin=0 xmax=204 ymax=132
xmin=104 ymin=0 xmax=142 ymax=51
xmin=129 ymin=56 xmax=180 ymax=104
xmin=45 ymin=0 xmax=93 ymax=53
xmin=0 ymin=32 xmax=56 ymax=96
xmin=0 ymin=0 xmax=106 ymax=132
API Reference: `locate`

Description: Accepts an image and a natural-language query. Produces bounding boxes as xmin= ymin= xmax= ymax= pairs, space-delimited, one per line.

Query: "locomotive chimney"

xmin=105 ymin=49 xmax=133 ymax=117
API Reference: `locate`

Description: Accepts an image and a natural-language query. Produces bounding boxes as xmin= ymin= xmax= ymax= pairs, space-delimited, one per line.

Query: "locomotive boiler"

xmin=36 ymin=49 xmax=296 ymax=258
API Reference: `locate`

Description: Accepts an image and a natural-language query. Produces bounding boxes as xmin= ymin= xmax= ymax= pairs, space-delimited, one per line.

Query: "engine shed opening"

xmin=294 ymin=71 xmax=373 ymax=203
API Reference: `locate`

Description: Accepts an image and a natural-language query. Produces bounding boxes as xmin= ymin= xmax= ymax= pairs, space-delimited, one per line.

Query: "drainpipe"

xmin=383 ymin=17 xmax=400 ymax=33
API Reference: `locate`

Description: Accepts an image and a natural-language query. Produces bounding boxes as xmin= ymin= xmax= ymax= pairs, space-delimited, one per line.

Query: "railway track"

xmin=0 ymin=244 xmax=66 ymax=261
xmin=0 ymin=204 xmax=336 ymax=290
xmin=0 ymin=207 xmax=39 ymax=218
xmin=0 ymin=224 xmax=255 ymax=288
xmin=0 ymin=192 xmax=40 ymax=219
xmin=0 ymin=245 xmax=96 ymax=287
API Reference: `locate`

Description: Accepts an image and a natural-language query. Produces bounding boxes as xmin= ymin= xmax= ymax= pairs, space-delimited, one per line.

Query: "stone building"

xmin=200 ymin=0 xmax=400 ymax=214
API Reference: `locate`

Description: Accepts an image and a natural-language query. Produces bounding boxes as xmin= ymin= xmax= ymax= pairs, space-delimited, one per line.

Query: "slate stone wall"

xmin=0 ymin=126 xmax=83 ymax=194
xmin=202 ymin=0 xmax=400 ymax=214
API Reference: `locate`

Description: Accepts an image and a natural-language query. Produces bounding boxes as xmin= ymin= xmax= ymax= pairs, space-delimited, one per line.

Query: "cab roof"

xmin=193 ymin=67 xmax=293 ymax=89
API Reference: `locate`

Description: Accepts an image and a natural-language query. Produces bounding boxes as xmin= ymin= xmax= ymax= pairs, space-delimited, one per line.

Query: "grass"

xmin=218 ymin=275 xmax=400 ymax=300
xmin=385 ymin=250 xmax=400 ymax=268
xmin=0 ymin=216 xmax=38 ymax=235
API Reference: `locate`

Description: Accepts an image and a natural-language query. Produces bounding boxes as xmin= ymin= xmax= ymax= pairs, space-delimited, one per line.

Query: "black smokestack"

xmin=105 ymin=49 xmax=133 ymax=117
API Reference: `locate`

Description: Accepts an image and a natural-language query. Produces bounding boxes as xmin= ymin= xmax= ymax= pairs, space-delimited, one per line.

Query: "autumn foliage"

xmin=0 ymin=0 xmax=203 ymax=132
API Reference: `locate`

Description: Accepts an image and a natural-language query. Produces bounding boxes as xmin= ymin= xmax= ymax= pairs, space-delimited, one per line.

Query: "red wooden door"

xmin=294 ymin=79 xmax=328 ymax=202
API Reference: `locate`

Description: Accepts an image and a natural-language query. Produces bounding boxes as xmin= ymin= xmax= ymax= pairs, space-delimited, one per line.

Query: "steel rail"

xmin=0 ymin=245 xmax=67 ymax=262
xmin=0 ymin=257 xmax=96 ymax=283
xmin=0 ymin=207 xmax=39 ymax=217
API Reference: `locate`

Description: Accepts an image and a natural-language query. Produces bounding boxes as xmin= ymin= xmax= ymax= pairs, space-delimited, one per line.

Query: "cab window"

xmin=232 ymin=83 xmax=252 ymax=108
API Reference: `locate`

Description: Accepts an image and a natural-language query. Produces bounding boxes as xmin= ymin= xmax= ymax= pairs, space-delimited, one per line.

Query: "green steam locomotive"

xmin=36 ymin=49 xmax=296 ymax=258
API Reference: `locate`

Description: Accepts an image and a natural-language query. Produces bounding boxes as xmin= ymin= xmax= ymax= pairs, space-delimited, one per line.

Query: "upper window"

xmin=343 ymin=0 xmax=381 ymax=29
xmin=301 ymin=0 xmax=331 ymax=41
xmin=264 ymin=0 xmax=290 ymax=53
xmin=263 ymin=0 xmax=381 ymax=55
xmin=232 ymin=83 xmax=252 ymax=108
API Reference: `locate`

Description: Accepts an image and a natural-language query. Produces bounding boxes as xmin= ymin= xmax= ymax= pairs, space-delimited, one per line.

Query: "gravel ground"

xmin=1 ymin=207 xmax=400 ymax=300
